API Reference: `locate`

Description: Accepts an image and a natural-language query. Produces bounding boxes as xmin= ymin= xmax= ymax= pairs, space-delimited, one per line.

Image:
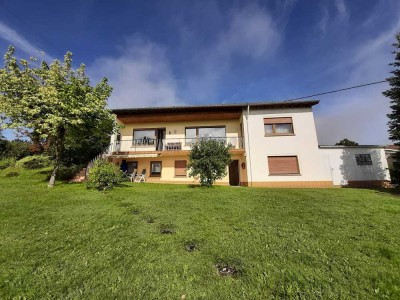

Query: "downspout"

xmin=246 ymin=104 xmax=253 ymax=187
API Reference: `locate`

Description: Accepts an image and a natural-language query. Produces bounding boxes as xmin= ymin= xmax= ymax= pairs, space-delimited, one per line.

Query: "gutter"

xmin=246 ymin=104 xmax=253 ymax=187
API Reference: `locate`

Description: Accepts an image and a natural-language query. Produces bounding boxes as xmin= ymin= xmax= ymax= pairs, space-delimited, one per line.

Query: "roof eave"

xmin=110 ymin=100 xmax=320 ymax=115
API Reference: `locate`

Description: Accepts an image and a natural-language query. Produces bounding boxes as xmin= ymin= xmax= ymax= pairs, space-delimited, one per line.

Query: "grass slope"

xmin=0 ymin=168 xmax=399 ymax=299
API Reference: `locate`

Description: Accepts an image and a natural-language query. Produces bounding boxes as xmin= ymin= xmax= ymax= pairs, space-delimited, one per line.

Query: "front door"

xmin=229 ymin=160 xmax=240 ymax=186
xmin=156 ymin=129 xmax=166 ymax=151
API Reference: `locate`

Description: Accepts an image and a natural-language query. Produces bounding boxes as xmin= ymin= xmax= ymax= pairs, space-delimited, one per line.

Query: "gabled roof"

xmin=111 ymin=100 xmax=319 ymax=115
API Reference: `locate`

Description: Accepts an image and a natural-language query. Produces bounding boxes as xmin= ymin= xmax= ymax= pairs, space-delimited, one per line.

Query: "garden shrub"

xmin=86 ymin=159 xmax=124 ymax=191
xmin=5 ymin=171 xmax=19 ymax=177
xmin=17 ymin=155 xmax=51 ymax=170
xmin=0 ymin=157 xmax=16 ymax=170
xmin=57 ymin=164 xmax=82 ymax=180
xmin=4 ymin=140 xmax=31 ymax=159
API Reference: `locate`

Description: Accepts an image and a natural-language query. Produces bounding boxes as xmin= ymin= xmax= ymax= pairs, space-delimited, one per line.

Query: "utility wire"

xmin=283 ymin=80 xmax=387 ymax=102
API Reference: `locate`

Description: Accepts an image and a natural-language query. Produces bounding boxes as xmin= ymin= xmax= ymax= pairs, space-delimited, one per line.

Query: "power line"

xmin=283 ymin=80 xmax=387 ymax=102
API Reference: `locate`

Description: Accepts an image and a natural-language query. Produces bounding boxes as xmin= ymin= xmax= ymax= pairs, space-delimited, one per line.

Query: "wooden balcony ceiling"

xmin=109 ymin=148 xmax=245 ymax=157
xmin=117 ymin=111 xmax=242 ymax=123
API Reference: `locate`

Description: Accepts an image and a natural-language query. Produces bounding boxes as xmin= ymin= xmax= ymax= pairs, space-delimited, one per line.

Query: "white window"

xmin=150 ymin=161 xmax=162 ymax=176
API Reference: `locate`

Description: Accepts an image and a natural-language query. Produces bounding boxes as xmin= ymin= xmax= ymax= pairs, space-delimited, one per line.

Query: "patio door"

xmin=127 ymin=161 xmax=138 ymax=173
xmin=156 ymin=129 xmax=166 ymax=151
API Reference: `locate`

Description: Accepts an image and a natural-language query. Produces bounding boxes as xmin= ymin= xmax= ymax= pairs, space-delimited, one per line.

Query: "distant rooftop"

xmin=111 ymin=99 xmax=319 ymax=115
xmin=319 ymin=145 xmax=385 ymax=149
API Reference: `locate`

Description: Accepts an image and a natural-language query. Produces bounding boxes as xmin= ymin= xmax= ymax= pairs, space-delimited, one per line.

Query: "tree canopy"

xmin=335 ymin=138 xmax=359 ymax=146
xmin=188 ymin=139 xmax=232 ymax=187
xmin=0 ymin=46 xmax=115 ymax=186
xmin=384 ymin=33 xmax=400 ymax=144
xmin=383 ymin=32 xmax=400 ymax=183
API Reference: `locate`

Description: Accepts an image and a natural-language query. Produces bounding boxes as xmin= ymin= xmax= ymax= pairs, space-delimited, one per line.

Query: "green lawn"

xmin=0 ymin=168 xmax=399 ymax=299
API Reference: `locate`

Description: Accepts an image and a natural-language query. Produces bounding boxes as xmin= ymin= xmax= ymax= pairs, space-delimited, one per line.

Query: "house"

xmin=107 ymin=100 xmax=390 ymax=188
xmin=385 ymin=145 xmax=399 ymax=170
xmin=319 ymin=145 xmax=390 ymax=187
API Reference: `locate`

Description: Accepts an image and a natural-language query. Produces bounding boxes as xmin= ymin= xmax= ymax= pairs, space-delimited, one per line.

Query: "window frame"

xmin=132 ymin=128 xmax=157 ymax=146
xmin=355 ymin=154 xmax=373 ymax=166
xmin=267 ymin=155 xmax=300 ymax=175
xmin=174 ymin=160 xmax=187 ymax=177
xmin=150 ymin=161 xmax=162 ymax=177
xmin=185 ymin=126 xmax=226 ymax=144
xmin=264 ymin=117 xmax=294 ymax=136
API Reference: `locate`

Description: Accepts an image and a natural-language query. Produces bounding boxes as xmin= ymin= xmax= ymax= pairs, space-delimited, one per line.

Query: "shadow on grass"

xmin=371 ymin=188 xmax=400 ymax=197
xmin=117 ymin=183 xmax=135 ymax=189
xmin=57 ymin=181 xmax=134 ymax=188
xmin=187 ymin=184 xmax=214 ymax=189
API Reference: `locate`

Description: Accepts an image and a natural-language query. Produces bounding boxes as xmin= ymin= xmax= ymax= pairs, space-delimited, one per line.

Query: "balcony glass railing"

xmin=109 ymin=137 xmax=244 ymax=153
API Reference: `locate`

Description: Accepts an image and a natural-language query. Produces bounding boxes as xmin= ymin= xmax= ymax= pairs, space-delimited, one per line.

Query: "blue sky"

xmin=0 ymin=0 xmax=399 ymax=144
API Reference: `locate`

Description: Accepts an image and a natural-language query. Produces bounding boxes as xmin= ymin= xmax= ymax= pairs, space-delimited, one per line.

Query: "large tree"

xmin=385 ymin=33 xmax=400 ymax=141
xmin=384 ymin=33 xmax=400 ymax=182
xmin=0 ymin=46 xmax=114 ymax=186
xmin=188 ymin=139 xmax=232 ymax=187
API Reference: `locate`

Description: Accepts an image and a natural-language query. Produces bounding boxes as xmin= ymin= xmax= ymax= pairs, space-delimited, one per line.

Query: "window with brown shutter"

xmin=175 ymin=160 xmax=187 ymax=177
xmin=264 ymin=117 xmax=294 ymax=136
xmin=268 ymin=156 xmax=300 ymax=175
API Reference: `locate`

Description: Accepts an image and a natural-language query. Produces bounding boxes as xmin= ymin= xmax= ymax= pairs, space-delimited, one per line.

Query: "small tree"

xmin=0 ymin=46 xmax=114 ymax=187
xmin=384 ymin=32 xmax=400 ymax=183
xmin=335 ymin=138 xmax=359 ymax=146
xmin=188 ymin=139 xmax=232 ymax=187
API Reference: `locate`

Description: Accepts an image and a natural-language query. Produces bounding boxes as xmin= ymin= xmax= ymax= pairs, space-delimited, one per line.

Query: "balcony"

xmin=108 ymin=137 xmax=244 ymax=155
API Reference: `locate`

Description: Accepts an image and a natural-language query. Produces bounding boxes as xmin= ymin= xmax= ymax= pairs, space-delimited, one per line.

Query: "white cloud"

xmin=0 ymin=21 xmax=52 ymax=60
xmin=317 ymin=0 xmax=349 ymax=36
xmin=217 ymin=5 xmax=280 ymax=60
xmin=334 ymin=0 xmax=349 ymax=20
xmin=90 ymin=3 xmax=283 ymax=107
xmin=89 ymin=37 xmax=183 ymax=108
xmin=318 ymin=7 xmax=329 ymax=36
xmin=183 ymin=3 xmax=281 ymax=102
xmin=315 ymin=84 xmax=391 ymax=145
xmin=314 ymin=19 xmax=400 ymax=145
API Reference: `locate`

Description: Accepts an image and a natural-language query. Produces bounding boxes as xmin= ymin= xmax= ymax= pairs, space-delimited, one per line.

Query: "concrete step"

xmin=69 ymin=168 xmax=87 ymax=183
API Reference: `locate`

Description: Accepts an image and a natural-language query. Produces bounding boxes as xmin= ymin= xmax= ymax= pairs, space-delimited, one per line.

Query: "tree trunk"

xmin=48 ymin=126 xmax=65 ymax=187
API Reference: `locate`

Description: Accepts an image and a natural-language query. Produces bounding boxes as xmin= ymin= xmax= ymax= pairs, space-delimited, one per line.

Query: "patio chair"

xmin=128 ymin=169 xmax=137 ymax=182
xmin=134 ymin=169 xmax=146 ymax=183
xmin=165 ymin=142 xmax=182 ymax=150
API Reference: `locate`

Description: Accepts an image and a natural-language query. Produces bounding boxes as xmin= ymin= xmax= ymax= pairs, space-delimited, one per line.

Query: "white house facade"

xmin=242 ymin=105 xmax=332 ymax=187
xmin=320 ymin=146 xmax=390 ymax=187
xmin=107 ymin=100 xmax=390 ymax=188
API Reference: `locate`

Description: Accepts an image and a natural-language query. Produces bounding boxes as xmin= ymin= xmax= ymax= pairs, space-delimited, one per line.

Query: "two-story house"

xmin=107 ymin=99 xmax=390 ymax=187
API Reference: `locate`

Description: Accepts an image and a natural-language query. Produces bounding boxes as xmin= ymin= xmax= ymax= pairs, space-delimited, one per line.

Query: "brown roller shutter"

xmin=264 ymin=117 xmax=292 ymax=124
xmin=175 ymin=160 xmax=187 ymax=176
xmin=268 ymin=156 xmax=300 ymax=175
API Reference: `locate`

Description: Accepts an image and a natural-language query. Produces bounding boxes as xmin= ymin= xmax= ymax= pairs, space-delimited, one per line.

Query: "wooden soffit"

xmin=118 ymin=111 xmax=242 ymax=124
